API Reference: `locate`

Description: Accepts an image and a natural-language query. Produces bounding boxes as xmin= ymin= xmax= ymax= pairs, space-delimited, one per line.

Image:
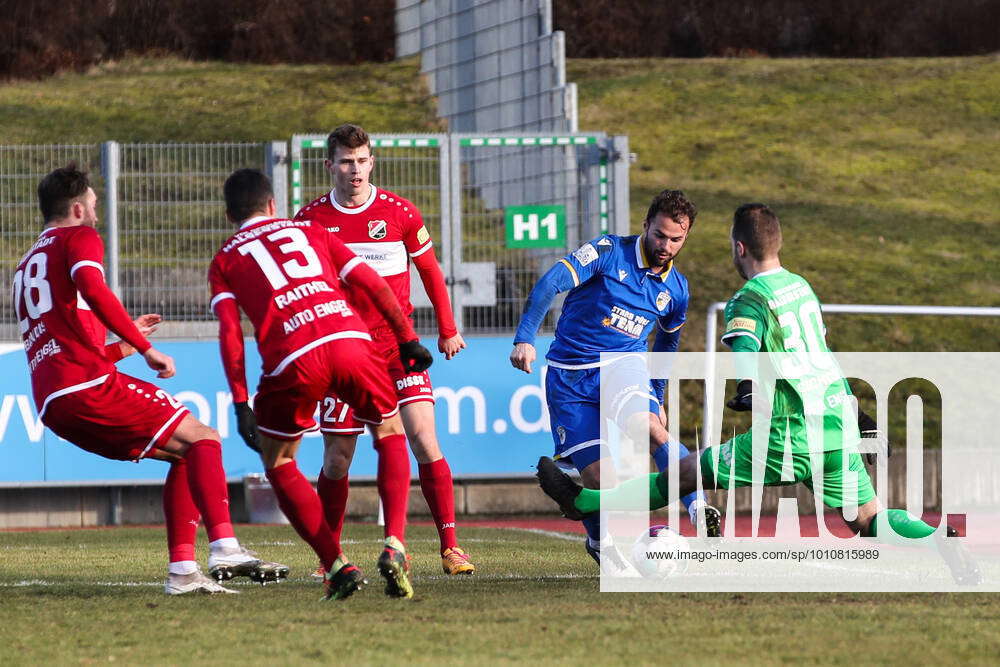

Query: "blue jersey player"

xmin=511 ymin=190 xmax=720 ymax=569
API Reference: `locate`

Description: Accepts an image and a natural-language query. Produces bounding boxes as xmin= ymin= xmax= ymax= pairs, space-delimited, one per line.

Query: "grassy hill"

xmin=1 ymin=55 xmax=997 ymax=354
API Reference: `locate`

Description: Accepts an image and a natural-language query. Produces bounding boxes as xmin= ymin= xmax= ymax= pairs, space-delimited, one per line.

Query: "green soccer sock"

xmin=867 ymin=509 xmax=936 ymax=547
xmin=573 ymin=473 xmax=669 ymax=514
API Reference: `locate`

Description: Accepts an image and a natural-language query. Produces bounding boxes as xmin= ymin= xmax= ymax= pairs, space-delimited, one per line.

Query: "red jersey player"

xmin=14 ymin=164 xmax=287 ymax=595
xmin=294 ymin=124 xmax=476 ymax=576
xmin=210 ymin=168 xmax=433 ymax=600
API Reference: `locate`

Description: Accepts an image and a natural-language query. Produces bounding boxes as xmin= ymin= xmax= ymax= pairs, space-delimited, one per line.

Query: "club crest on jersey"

xmin=557 ymin=425 xmax=566 ymax=444
xmin=656 ymin=291 xmax=671 ymax=311
xmin=368 ymin=220 xmax=387 ymax=240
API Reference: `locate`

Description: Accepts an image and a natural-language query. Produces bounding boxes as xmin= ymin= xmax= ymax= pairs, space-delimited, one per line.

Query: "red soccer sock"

xmin=317 ymin=470 xmax=350 ymax=549
xmin=419 ymin=458 xmax=458 ymax=551
xmin=164 ymin=459 xmax=199 ymax=563
xmin=266 ymin=461 xmax=341 ymax=570
xmin=184 ymin=439 xmax=234 ymax=542
xmin=375 ymin=434 xmax=410 ymax=542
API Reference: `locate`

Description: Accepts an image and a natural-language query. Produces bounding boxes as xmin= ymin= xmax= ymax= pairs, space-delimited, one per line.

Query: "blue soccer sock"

xmin=581 ymin=512 xmax=606 ymax=547
xmin=652 ymin=441 xmax=706 ymax=524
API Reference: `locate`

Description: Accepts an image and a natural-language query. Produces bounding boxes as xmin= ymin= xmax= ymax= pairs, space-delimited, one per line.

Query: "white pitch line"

xmin=500 ymin=527 xmax=584 ymax=543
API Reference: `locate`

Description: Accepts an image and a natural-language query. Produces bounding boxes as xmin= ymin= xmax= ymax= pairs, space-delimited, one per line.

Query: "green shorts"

xmin=699 ymin=428 xmax=876 ymax=509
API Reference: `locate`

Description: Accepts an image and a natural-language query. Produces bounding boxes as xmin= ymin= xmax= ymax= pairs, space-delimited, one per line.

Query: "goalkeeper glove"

xmin=399 ymin=340 xmax=434 ymax=373
xmin=726 ymin=379 xmax=769 ymax=414
xmin=234 ymin=401 xmax=260 ymax=453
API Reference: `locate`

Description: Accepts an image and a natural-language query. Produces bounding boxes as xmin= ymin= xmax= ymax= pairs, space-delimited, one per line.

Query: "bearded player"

xmin=536 ymin=203 xmax=981 ymax=586
xmin=14 ymin=164 xmax=287 ymax=595
xmin=511 ymin=189 xmax=720 ymax=572
xmin=211 ymin=169 xmax=433 ymax=599
xmin=294 ymin=124 xmax=475 ymax=576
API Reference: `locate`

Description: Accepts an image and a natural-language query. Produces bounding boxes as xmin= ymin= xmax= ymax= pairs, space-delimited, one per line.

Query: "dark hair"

xmin=327 ymin=123 xmax=372 ymax=159
xmin=645 ymin=189 xmax=697 ymax=227
xmin=732 ymin=203 xmax=782 ymax=260
xmin=224 ymin=168 xmax=273 ymax=222
xmin=38 ymin=163 xmax=90 ymax=223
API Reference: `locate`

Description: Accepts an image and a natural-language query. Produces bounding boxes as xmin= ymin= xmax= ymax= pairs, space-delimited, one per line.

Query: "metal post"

xmin=703 ymin=302 xmax=725 ymax=448
xmin=610 ymin=135 xmax=631 ymax=236
xmin=447 ymin=133 xmax=464 ymax=332
xmin=110 ymin=486 xmax=123 ymax=526
xmin=265 ymin=141 xmax=289 ymax=218
xmin=290 ymin=135 xmax=304 ymax=213
xmin=100 ymin=141 xmax=121 ymax=296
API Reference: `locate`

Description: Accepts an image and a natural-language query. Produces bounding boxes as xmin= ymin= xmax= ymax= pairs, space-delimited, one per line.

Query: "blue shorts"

xmin=545 ymin=354 xmax=659 ymax=472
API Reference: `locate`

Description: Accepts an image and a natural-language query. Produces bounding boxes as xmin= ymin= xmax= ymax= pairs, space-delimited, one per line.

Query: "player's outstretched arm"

xmin=411 ymin=248 xmax=465 ymax=359
xmin=512 ymin=260 xmax=578 ymax=356
xmin=210 ymin=294 xmax=258 ymax=451
xmin=341 ymin=260 xmax=433 ymax=372
xmin=72 ymin=266 xmax=152 ymax=356
xmin=142 ymin=347 xmax=176 ymax=379
xmin=510 ymin=342 xmax=537 ymax=374
xmin=106 ymin=313 xmax=162 ymax=362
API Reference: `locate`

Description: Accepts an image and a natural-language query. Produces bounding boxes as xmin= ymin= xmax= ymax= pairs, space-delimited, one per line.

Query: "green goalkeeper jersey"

xmin=721 ymin=267 xmax=857 ymax=452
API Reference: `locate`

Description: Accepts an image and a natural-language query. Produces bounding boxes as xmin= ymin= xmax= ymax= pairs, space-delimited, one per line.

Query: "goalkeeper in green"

xmin=536 ymin=203 xmax=980 ymax=585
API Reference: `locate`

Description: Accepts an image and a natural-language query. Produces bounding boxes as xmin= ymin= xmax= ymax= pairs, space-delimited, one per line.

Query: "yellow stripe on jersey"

xmin=559 ymin=258 xmax=580 ymax=286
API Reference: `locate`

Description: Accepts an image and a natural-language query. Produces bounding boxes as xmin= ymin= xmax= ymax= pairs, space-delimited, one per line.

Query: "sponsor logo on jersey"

xmin=601 ymin=305 xmax=651 ymax=339
xmin=726 ymin=317 xmax=757 ymax=332
xmin=572 ymin=243 xmax=598 ymax=266
xmin=326 ymin=226 xmax=341 ymax=232
xmin=656 ymin=291 xmax=671 ymax=311
xmin=416 ymin=226 xmax=430 ymax=244
xmin=368 ymin=220 xmax=387 ymax=240
xmin=618 ymin=269 xmax=628 ymax=282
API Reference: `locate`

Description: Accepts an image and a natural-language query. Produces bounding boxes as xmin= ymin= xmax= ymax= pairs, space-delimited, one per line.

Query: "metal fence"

xmin=2 ymin=133 xmax=630 ymax=341
xmin=396 ymin=0 xmax=577 ymax=133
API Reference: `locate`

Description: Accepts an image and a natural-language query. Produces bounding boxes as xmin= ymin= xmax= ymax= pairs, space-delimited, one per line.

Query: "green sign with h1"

xmin=505 ymin=205 xmax=566 ymax=248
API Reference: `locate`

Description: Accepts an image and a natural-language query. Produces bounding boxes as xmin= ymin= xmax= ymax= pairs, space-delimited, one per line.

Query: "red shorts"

xmin=254 ymin=337 xmax=399 ymax=441
xmin=42 ymin=371 xmax=189 ymax=461
xmin=320 ymin=330 xmax=434 ymax=436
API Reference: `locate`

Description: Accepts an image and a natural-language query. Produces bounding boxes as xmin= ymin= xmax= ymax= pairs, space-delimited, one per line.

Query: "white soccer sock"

xmin=687 ymin=498 xmax=706 ymax=525
xmin=209 ymin=537 xmax=239 ymax=552
xmin=168 ymin=560 xmax=198 ymax=575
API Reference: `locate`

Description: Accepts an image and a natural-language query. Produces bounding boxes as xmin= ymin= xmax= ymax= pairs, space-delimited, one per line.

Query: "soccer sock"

xmin=867 ymin=509 xmax=937 ymax=546
xmin=418 ymin=458 xmax=458 ymax=551
xmin=574 ymin=473 xmax=669 ymax=514
xmin=184 ymin=439 xmax=234 ymax=542
xmin=581 ymin=512 xmax=607 ymax=546
xmin=652 ymin=441 xmax=707 ymax=522
xmin=375 ymin=434 xmax=410 ymax=542
xmin=317 ymin=470 xmax=349 ymax=550
xmin=163 ymin=459 xmax=199 ymax=565
xmin=266 ymin=461 xmax=341 ymax=570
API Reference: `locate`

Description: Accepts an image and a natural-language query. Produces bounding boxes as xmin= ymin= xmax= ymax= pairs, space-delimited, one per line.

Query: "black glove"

xmin=857 ymin=408 xmax=890 ymax=465
xmin=399 ymin=340 xmax=433 ymax=373
xmin=726 ymin=379 xmax=764 ymax=413
xmin=234 ymin=401 xmax=260 ymax=453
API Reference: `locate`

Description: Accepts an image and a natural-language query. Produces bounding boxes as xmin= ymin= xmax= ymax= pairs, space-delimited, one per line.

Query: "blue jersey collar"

xmin=634 ymin=234 xmax=672 ymax=282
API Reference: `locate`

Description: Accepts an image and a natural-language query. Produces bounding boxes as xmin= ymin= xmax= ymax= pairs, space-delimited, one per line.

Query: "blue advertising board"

xmin=0 ymin=336 xmax=555 ymax=482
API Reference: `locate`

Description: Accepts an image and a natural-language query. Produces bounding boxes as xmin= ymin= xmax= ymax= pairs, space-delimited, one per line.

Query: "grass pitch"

xmin=2 ymin=523 xmax=999 ymax=664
